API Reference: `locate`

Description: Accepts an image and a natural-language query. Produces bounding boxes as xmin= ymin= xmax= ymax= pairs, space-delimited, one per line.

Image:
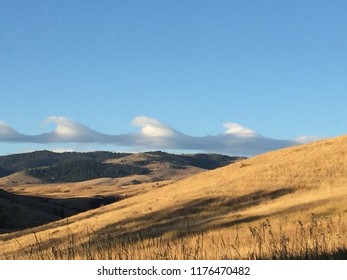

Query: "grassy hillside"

xmin=0 ymin=135 xmax=346 ymax=259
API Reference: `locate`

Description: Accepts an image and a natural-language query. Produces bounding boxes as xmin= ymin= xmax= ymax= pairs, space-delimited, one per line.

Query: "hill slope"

xmin=0 ymin=151 xmax=240 ymax=233
xmin=0 ymin=150 xmax=240 ymax=183
xmin=0 ymin=135 xmax=346 ymax=259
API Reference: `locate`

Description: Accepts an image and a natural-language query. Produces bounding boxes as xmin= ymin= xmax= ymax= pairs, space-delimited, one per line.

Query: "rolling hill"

xmin=0 ymin=150 xmax=240 ymax=183
xmin=0 ymin=135 xmax=346 ymax=259
xmin=0 ymin=151 xmax=240 ymax=233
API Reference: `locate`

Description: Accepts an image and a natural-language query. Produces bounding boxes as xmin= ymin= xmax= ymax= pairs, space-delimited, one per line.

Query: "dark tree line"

xmin=140 ymin=151 xmax=244 ymax=170
xmin=0 ymin=150 xmax=131 ymax=177
xmin=27 ymin=160 xmax=150 ymax=182
xmin=0 ymin=150 xmax=245 ymax=182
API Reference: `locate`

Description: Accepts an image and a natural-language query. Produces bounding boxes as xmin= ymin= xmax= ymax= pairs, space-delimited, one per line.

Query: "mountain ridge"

xmin=0 ymin=150 xmax=242 ymax=183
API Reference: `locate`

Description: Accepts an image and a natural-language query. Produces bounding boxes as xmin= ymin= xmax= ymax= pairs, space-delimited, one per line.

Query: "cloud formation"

xmin=132 ymin=116 xmax=178 ymax=137
xmin=223 ymin=123 xmax=258 ymax=137
xmin=0 ymin=116 xmax=309 ymax=156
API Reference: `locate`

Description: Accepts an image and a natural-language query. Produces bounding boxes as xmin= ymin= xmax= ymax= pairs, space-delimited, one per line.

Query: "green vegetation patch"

xmin=0 ymin=150 xmax=131 ymax=177
xmin=26 ymin=160 xmax=150 ymax=182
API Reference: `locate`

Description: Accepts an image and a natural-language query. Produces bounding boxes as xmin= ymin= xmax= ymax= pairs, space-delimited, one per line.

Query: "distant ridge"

xmin=0 ymin=150 xmax=241 ymax=183
xmin=0 ymin=150 xmax=130 ymax=175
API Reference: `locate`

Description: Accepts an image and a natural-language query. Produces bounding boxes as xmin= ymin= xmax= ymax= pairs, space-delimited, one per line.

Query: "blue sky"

xmin=1 ymin=0 xmax=346 ymax=156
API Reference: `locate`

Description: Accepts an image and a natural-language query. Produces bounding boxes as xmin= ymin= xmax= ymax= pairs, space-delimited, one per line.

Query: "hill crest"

xmin=0 ymin=150 xmax=242 ymax=184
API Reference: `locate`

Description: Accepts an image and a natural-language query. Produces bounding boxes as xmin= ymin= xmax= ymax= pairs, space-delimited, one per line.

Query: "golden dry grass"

xmin=0 ymin=135 xmax=346 ymax=259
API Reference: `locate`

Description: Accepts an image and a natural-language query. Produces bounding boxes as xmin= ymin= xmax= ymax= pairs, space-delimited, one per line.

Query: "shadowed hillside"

xmin=0 ymin=189 xmax=118 ymax=233
xmin=0 ymin=150 xmax=130 ymax=175
xmin=26 ymin=160 xmax=150 ymax=183
xmin=0 ymin=167 xmax=11 ymax=177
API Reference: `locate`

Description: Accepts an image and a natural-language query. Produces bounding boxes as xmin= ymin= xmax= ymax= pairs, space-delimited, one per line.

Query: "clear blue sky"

xmin=1 ymin=0 xmax=346 ymax=155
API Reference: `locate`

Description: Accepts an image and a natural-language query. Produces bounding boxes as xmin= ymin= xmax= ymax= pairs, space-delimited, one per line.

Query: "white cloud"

xmin=295 ymin=135 xmax=322 ymax=143
xmin=132 ymin=116 xmax=178 ymax=137
xmin=49 ymin=148 xmax=75 ymax=153
xmin=44 ymin=116 xmax=83 ymax=138
xmin=42 ymin=116 xmax=103 ymax=141
xmin=223 ymin=123 xmax=257 ymax=137
xmin=0 ymin=120 xmax=22 ymax=140
xmin=0 ymin=116 xmax=316 ymax=156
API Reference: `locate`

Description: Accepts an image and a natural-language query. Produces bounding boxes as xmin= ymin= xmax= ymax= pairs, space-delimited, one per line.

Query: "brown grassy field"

xmin=0 ymin=156 xmax=205 ymax=233
xmin=0 ymin=135 xmax=346 ymax=259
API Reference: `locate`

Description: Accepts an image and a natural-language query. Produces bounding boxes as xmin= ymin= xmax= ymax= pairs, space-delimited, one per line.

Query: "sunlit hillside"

xmin=0 ymin=135 xmax=346 ymax=259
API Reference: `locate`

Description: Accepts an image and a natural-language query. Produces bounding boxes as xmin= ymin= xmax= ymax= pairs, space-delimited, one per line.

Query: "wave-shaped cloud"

xmin=0 ymin=121 xmax=23 ymax=140
xmin=0 ymin=116 xmax=313 ymax=156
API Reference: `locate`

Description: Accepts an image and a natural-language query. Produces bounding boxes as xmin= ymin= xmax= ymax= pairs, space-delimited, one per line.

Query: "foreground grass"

xmin=5 ymin=214 xmax=346 ymax=260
